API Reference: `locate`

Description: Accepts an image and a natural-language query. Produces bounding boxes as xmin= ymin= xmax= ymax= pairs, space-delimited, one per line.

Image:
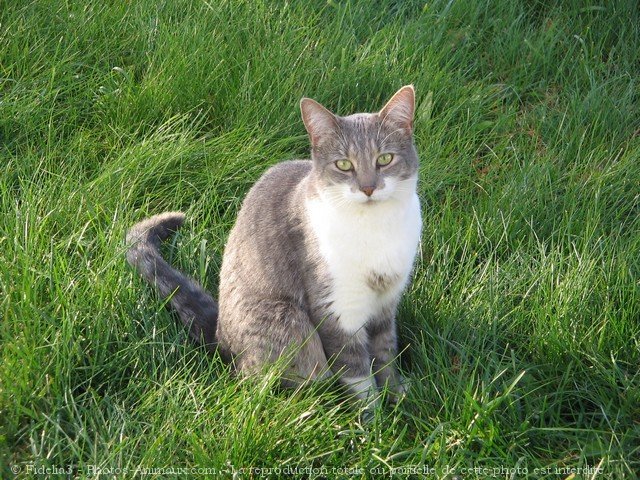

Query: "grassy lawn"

xmin=2 ymin=0 xmax=639 ymax=478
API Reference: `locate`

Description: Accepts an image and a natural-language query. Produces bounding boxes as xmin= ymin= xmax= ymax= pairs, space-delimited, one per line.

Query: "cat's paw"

xmin=359 ymin=397 xmax=380 ymax=424
xmin=387 ymin=376 xmax=410 ymax=404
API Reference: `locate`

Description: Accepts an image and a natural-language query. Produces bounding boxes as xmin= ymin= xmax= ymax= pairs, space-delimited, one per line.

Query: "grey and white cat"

xmin=126 ymin=85 xmax=421 ymax=408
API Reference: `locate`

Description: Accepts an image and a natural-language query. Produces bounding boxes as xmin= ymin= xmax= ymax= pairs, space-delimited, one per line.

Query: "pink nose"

xmin=361 ymin=186 xmax=375 ymax=197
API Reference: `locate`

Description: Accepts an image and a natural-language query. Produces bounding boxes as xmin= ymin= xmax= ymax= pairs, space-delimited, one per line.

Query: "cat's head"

xmin=301 ymin=85 xmax=418 ymax=205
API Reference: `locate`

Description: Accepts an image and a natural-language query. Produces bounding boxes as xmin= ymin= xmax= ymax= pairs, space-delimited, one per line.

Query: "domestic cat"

xmin=126 ymin=86 xmax=422 ymax=408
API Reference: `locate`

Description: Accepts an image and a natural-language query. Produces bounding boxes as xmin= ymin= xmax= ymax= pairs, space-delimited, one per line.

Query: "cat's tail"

xmin=125 ymin=212 xmax=218 ymax=352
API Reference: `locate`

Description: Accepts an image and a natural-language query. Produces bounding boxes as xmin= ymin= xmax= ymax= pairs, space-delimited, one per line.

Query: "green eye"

xmin=335 ymin=159 xmax=353 ymax=171
xmin=377 ymin=153 xmax=394 ymax=166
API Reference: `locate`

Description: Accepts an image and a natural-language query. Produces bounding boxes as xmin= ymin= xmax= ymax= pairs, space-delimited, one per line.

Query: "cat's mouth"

xmin=325 ymin=185 xmax=391 ymax=205
xmin=355 ymin=193 xmax=387 ymax=205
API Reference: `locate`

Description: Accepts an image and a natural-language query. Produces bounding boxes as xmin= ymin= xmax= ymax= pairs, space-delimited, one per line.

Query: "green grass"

xmin=2 ymin=0 xmax=639 ymax=478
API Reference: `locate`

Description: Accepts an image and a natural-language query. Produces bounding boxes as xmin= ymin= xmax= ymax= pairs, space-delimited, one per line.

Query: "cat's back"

xmin=233 ymin=160 xmax=311 ymax=225
xmin=220 ymin=160 xmax=312 ymax=295
xmin=246 ymin=160 xmax=311 ymax=203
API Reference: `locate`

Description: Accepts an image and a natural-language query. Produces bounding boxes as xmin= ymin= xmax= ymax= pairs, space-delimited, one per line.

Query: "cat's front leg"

xmin=322 ymin=327 xmax=379 ymax=408
xmin=368 ymin=314 xmax=407 ymax=404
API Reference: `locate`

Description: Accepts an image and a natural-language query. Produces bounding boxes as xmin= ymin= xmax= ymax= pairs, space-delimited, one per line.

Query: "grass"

xmin=1 ymin=0 xmax=639 ymax=478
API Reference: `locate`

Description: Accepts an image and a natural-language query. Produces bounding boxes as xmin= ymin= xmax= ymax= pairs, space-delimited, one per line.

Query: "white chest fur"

xmin=305 ymin=184 xmax=422 ymax=333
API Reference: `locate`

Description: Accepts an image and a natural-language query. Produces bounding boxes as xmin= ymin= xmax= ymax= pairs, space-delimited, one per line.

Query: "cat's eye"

xmin=377 ymin=153 xmax=394 ymax=166
xmin=335 ymin=159 xmax=354 ymax=171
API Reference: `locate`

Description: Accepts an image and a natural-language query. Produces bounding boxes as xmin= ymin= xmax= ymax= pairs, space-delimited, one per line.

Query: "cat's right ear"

xmin=300 ymin=98 xmax=338 ymax=145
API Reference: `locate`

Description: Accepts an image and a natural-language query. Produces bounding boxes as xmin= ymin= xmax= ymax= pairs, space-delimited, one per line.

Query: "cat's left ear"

xmin=379 ymin=85 xmax=415 ymax=132
xmin=300 ymin=98 xmax=338 ymax=145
